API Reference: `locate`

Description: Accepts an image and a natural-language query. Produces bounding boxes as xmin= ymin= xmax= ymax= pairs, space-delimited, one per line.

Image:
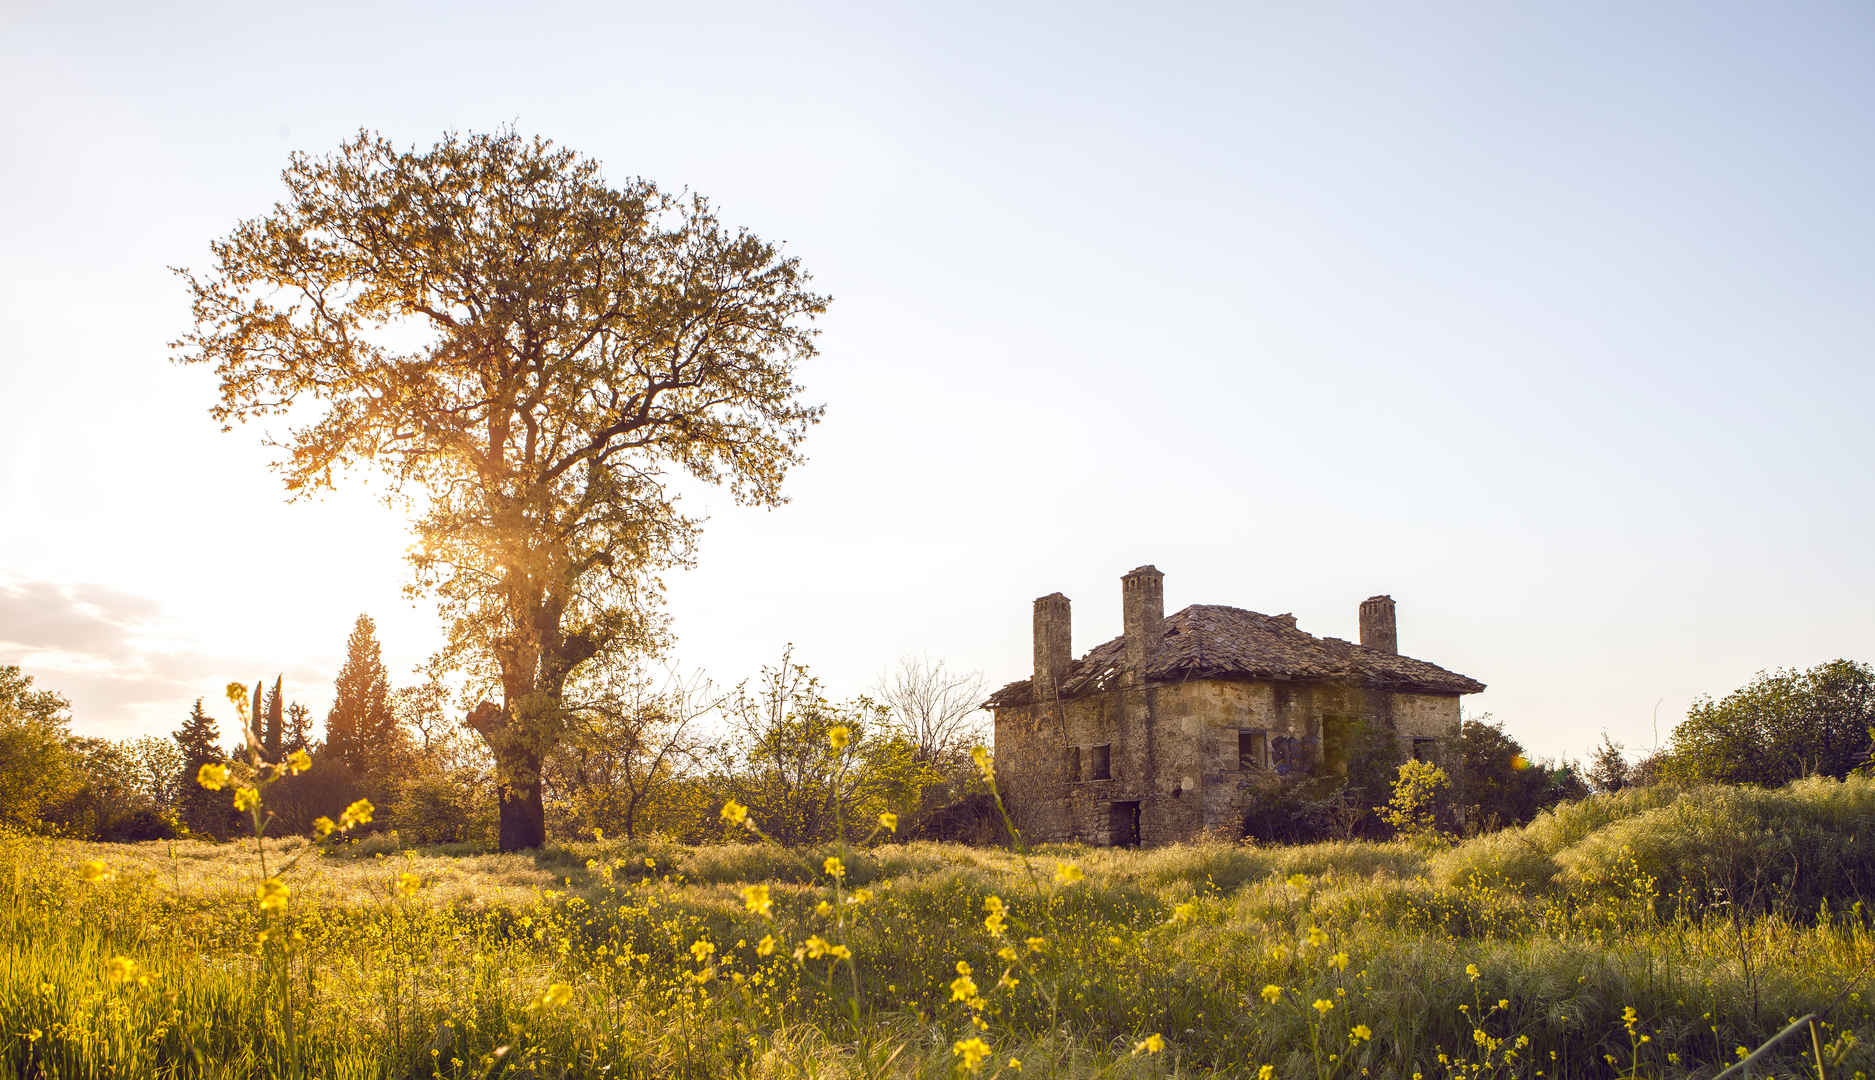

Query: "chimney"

xmin=1121 ymin=565 xmax=1164 ymax=683
xmin=1033 ymin=592 xmax=1071 ymax=696
xmin=1359 ymin=595 xmax=1397 ymax=654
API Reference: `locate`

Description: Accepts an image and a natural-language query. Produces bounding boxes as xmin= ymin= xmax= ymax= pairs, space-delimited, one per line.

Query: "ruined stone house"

xmin=985 ymin=565 xmax=1485 ymax=847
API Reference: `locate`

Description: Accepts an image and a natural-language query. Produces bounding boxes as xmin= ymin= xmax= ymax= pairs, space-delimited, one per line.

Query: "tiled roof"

xmin=985 ymin=603 xmax=1485 ymax=708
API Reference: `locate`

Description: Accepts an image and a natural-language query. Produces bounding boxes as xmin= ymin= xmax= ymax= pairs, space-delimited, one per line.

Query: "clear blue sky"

xmin=2 ymin=0 xmax=1870 ymax=762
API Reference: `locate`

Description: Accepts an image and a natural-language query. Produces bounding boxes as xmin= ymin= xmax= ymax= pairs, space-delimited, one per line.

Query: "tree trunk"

xmin=469 ymin=700 xmax=550 ymax=852
xmin=496 ymin=756 xmax=546 ymax=851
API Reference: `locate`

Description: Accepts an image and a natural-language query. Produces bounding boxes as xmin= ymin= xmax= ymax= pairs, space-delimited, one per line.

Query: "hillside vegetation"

xmin=5 ymin=777 xmax=1874 ymax=1079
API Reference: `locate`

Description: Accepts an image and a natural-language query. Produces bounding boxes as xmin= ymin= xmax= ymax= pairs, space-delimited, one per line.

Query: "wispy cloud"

xmin=0 ymin=579 xmax=325 ymax=740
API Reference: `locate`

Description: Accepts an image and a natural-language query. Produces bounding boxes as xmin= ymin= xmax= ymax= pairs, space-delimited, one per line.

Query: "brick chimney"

xmin=1033 ymin=592 xmax=1071 ymax=696
xmin=1359 ymin=595 xmax=1397 ymax=654
xmin=1121 ymin=565 xmax=1164 ymax=683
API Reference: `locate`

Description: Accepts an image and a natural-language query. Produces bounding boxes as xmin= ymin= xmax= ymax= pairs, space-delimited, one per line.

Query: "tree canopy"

xmin=1661 ymin=659 xmax=1874 ymax=786
xmin=175 ymin=129 xmax=827 ymax=848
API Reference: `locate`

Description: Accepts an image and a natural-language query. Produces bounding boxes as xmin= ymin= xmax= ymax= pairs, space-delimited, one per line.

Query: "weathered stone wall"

xmin=1390 ymin=692 xmax=1462 ymax=764
xmin=996 ymin=678 xmax=1468 ymax=846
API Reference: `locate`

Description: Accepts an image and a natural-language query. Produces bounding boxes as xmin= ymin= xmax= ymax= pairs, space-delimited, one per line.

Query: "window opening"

xmin=1238 ymin=730 xmax=1267 ymax=770
xmin=1089 ymin=743 xmax=1112 ymax=781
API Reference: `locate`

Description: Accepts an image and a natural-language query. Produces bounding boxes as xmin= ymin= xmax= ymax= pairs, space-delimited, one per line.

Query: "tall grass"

xmin=4 ymin=780 xmax=1874 ymax=1077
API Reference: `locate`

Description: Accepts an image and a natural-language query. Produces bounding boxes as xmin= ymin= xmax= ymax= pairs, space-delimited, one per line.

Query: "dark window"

xmin=1412 ymin=737 xmax=1438 ymax=762
xmin=1066 ymin=746 xmax=1081 ymax=783
xmin=1238 ymin=730 xmax=1267 ymax=770
xmin=1089 ymin=743 xmax=1112 ymax=781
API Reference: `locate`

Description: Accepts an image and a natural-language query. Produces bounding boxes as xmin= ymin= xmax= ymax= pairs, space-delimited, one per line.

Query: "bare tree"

xmin=551 ymin=662 xmax=718 ymax=839
xmin=874 ymin=655 xmax=987 ymax=769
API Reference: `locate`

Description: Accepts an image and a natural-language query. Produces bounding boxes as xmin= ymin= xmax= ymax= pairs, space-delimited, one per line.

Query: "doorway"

xmin=1108 ymin=800 xmax=1141 ymax=848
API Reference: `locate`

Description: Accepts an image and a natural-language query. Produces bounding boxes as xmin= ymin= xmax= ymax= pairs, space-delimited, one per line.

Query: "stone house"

xmin=984 ymin=565 xmax=1485 ymax=847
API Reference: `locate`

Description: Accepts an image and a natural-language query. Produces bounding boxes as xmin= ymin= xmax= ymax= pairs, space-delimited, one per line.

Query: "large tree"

xmin=1662 ymin=659 xmax=1874 ymax=786
xmin=175 ymin=130 xmax=826 ymax=848
xmin=0 ymin=666 xmax=79 ymax=830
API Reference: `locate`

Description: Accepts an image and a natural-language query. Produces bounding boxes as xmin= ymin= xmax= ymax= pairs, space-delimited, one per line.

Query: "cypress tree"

xmin=325 ymin=615 xmax=393 ymax=778
xmin=251 ymin=680 xmax=264 ymax=752
xmin=263 ymin=675 xmax=284 ymax=760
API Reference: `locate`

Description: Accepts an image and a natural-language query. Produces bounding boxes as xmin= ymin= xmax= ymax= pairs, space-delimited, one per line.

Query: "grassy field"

xmin=4 ymin=778 xmax=1874 ymax=1079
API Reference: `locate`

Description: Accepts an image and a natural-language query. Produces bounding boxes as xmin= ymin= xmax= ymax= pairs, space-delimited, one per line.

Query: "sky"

xmin=1 ymin=1 xmax=1870 ymax=762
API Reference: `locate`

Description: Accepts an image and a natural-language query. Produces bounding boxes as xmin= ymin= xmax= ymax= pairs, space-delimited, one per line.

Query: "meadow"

xmin=4 ymin=777 xmax=1873 ymax=1079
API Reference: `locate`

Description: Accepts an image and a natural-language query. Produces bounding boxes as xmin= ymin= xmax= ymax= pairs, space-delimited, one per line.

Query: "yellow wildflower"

xmin=823 ymin=856 xmax=845 ymax=880
xmin=256 ymin=878 xmax=289 ymax=911
xmin=719 ymin=799 xmax=749 ymax=827
xmin=1134 ymin=1033 xmax=1165 ymax=1054
xmin=1351 ymin=1024 xmax=1372 ymax=1042
xmin=1305 ymin=925 xmax=1328 ymax=948
xmin=953 ymin=1037 xmax=991 ymax=1073
xmin=1261 ymin=984 xmax=1284 ymax=1004
xmin=339 ymin=798 xmax=374 ymax=828
xmin=848 ymin=887 xmax=873 ymax=904
xmin=950 ymin=973 xmax=979 ymax=1002
xmin=804 ymin=935 xmax=831 ymax=959
xmin=1329 ymin=950 xmax=1350 ymax=971
xmin=1466 ymin=963 xmax=1481 ymax=981
xmin=312 ymin=816 xmax=336 ymax=838
xmin=196 ymin=762 xmax=230 ymax=790
xmin=827 ymin=725 xmax=851 ymax=750
xmin=984 ymin=895 xmax=1007 ymax=935
xmin=756 ymin=934 xmax=776 ymax=956
xmin=741 ymin=883 xmax=772 ymax=917
xmin=105 ymin=955 xmax=139 ymax=983
xmin=78 ymin=859 xmax=113 ymax=883
xmin=233 ymin=786 xmax=260 ymax=812
xmin=1259 ymin=1067 xmax=1275 ymax=1080
xmin=878 ymin=811 xmax=898 ymax=833
xmin=815 ymin=899 xmax=834 ymax=917
xmin=534 ymin=982 xmax=574 ymax=1009
xmin=283 ymin=749 xmax=312 ymax=775
xmin=1053 ymin=861 xmax=1083 ymax=885
xmin=1313 ymin=998 xmax=1335 ymax=1015
xmin=971 ymin=745 xmax=992 ymax=778
xmin=396 ymin=872 xmax=422 ymax=897
xmin=689 ymin=938 xmax=715 ymax=963
xmin=1286 ymin=873 xmax=1309 ymax=890
xmin=1026 ymin=936 xmax=1046 ymax=952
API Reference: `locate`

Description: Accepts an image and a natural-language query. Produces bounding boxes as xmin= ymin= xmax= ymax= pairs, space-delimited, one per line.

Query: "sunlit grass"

xmin=5 ymin=778 xmax=1875 ymax=1078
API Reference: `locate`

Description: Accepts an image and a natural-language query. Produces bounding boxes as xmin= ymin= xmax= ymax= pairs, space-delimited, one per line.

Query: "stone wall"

xmin=994 ymin=677 xmax=1466 ymax=846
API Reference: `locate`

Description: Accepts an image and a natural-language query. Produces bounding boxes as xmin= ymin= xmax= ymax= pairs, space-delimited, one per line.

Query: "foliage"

xmin=1586 ymin=732 xmax=1631 ymax=794
xmin=1380 ymin=759 xmax=1452 ymax=844
xmin=545 ymin=662 xmax=714 ymax=840
xmin=171 ymin=698 xmax=231 ymax=838
xmin=1451 ymin=716 xmax=1584 ymax=833
xmin=175 ymin=128 xmax=828 ymax=850
xmin=0 ymin=666 xmax=79 ymax=831
xmin=1660 ymin=659 xmax=1875 ymax=785
xmin=713 ymin=649 xmax=940 ymax=846
xmin=322 ymin=614 xmax=401 ymax=784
